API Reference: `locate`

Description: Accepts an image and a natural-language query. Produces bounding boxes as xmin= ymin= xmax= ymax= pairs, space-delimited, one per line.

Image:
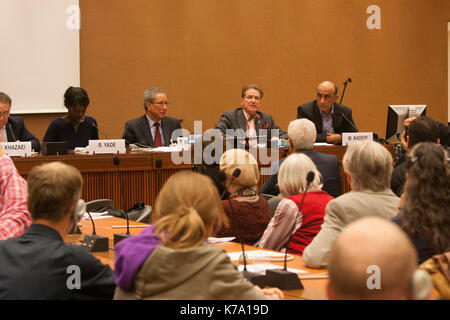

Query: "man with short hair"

xmin=0 ymin=162 xmax=115 ymax=299
xmin=0 ymin=92 xmax=40 ymax=152
xmin=297 ymin=81 xmax=357 ymax=144
xmin=0 ymin=146 xmax=31 ymax=240
xmin=122 ymin=88 xmax=182 ymax=147
xmin=215 ymin=84 xmax=287 ymax=140
xmin=391 ymin=116 xmax=440 ymax=196
xmin=303 ymin=141 xmax=400 ymax=268
xmin=260 ymin=119 xmax=342 ymax=198
xmin=327 ymin=217 xmax=424 ymax=300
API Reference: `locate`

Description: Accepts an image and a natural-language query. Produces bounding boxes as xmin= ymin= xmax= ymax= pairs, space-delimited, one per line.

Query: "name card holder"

xmin=89 ymin=139 xmax=126 ymax=155
xmin=0 ymin=142 xmax=32 ymax=157
xmin=342 ymin=132 xmax=374 ymax=146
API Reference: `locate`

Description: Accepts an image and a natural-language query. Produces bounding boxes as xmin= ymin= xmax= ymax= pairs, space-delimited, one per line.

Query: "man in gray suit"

xmin=297 ymin=81 xmax=357 ymax=144
xmin=215 ymin=84 xmax=287 ymax=142
xmin=122 ymin=88 xmax=182 ymax=147
xmin=303 ymin=140 xmax=400 ymax=268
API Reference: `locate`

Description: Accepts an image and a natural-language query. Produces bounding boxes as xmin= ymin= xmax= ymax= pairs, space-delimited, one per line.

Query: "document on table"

xmin=237 ymin=263 xmax=307 ymax=274
xmin=81 ymin=212 xmax=113 ymax=220
xmin=207 ymin=237 xmax=236 ymax=243
xmin=227 ymin=250 xmax=286 ymax=261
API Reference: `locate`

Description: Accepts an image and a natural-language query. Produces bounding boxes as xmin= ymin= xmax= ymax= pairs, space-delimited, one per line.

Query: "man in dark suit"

xmin=297 ymin=81 xmax=357 ymax=144
xmin=0 ymin=92 xmax=41 ymax=152
xmin=215 ymin=84 xmax=287 ymax=141
xmin=122 ymin=88 xmax=182 ymax=147
xmin=260 ymin=118 xmax=342 ymax=198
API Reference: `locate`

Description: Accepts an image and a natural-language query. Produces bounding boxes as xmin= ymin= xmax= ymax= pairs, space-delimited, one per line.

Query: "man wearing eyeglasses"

xmin=0 ymin=92 xmax=41 ymax=152
xmin=122 ymin=88 xmax=182 ymax=148
xmin=297 ymin=81 xmax=357 ymax=144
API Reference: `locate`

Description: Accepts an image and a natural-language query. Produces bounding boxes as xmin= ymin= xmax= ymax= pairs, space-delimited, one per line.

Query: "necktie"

xmin=154 ymin=122 xmax=162 ymax=147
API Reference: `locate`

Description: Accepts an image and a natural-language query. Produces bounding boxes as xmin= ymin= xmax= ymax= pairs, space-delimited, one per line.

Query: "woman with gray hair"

xmin=259 ymin=153 xmax=334 ymax=253
xmin=214 ymin=149 xmax=271 ymax=244
xmin=303 ymin=140 xmax=400 ymax=268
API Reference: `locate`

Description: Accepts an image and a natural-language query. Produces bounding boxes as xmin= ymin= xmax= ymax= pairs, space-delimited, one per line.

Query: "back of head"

xmin=287 ymin=119 xmax=317 ymax=150
xmin=278 ymin=153 xmax=322 ymax=197
xmin=64 ymin=87 xmax=90 ymax=108
xmin=328 ymin=217 xmax=418 ymax=299
xmin=408 ymin=116 xmax=439 ymax=147
xmin=401 ymin=142 xmax=450 ymax=253
xmin=153 ymin=171 xmax=228 ymax=249
xmin=343 ymin=140 xmax=393 ymax=191
xmin=0 ymin=92 xmax=12 ymax=105
xmin=219 ymin=148 xmax=259 ymax=188
xmin=27 ymin=162 xmax=82 ymax=223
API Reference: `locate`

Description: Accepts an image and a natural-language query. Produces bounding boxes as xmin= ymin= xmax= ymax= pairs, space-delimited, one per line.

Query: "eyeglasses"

xmin=151 ymin=101 xmax=170 ymax=106
xmin=0 ymin=112 xmax=10 ymax=117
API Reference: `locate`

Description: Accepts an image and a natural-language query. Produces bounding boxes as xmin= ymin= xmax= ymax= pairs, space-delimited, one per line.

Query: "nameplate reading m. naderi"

xmin=342 ymin=132 xmax=373 ymax=146
xmin=89 ymin=139 xmax=126 ymax=155
xmin=0 ymin=141 xmax=32 ymax=157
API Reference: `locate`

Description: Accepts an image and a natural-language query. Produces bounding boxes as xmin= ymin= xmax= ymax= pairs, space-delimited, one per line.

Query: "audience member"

xmin=215 ymin=84 xmax=287 ymax=141
xmin=122 ymin=87 xmax=182 ymax=147
xmin=260 ymin=118 xmax=342 ymax=198
xmin=328 ymin=217 xmax=432 ymax=300
xmin=0 ymin=92 xmax=40 ymax=152
xmin=0 ymin=146 xmax=31 ymax=240
xmin=0 ymin=162 xmax=115 ymax=299
xmin=297 ymin=80 xmax=357 ymax=144
xmin=259 ymin=153 xmax=334 ymax=254
xmin=114 ymin=171 xmax=283 ymax=300
xmin=392 ymin=142 xmax=450 ymax=264
xmin=391 ymin=116 xmax=440 ymax=196
xmin=43 ymin=87 xmax=99 ymax=150
xmin=303 ymin=140 xmax=400 ymax=268
xmin=214 ymin=149 xmax=272 ymax=244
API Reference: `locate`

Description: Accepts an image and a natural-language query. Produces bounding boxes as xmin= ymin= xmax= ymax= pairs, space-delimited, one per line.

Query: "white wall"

xmin=0 ymin=0 xmax=80 ymax=114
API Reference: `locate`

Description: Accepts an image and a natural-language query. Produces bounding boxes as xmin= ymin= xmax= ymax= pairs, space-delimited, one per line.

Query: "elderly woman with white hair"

xmin=214 ymin=149 xmax=271 ymax=245
xmin=259 ymin=153 xmax=334 ymax=254
xmin=303 ymin=140 xmax=400 ymax=268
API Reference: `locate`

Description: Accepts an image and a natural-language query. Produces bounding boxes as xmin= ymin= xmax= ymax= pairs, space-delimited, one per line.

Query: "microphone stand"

xmin=80 ymin=210 xmax=109 ymax=252
xmin=339 ymin=77 xmax=352 ymax=105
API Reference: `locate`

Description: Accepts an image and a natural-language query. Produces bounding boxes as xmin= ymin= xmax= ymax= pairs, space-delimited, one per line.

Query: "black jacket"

xmin=6 ymin=116 xmax=41 ymax=152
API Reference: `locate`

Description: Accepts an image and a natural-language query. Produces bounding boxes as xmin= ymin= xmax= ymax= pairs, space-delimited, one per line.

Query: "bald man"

xmin=297 ymin=81 xmax=357 ymax=144
xmin=327 ymin=217 xmax=430 ymax=300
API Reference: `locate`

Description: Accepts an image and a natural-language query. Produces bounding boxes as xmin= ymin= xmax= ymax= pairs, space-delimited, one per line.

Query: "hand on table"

xmin=260 ymin=287 xmax=285 ymax=300
xmin=326 ymin=133 xmax=342 ymax=144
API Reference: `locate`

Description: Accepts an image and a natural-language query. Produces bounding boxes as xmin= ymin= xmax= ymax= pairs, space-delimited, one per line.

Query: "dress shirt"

xmin=146 ymin=115 xmax=165 ymax=145
xmin=0 ymin=155 xmax=31 ymax=239
xmin=242 ymin=110 xmax=256 ymax=137
xmin=0 ymin=127 xmax=6 ymax=142
xmin=320 ymin=107 xmax=334 ymax=134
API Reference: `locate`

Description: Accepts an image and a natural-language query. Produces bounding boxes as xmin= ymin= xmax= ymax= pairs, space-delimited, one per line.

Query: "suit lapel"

xmin=161 ymin=117 xmax=171 ymax=146
xmin=141 ymin=116 xmax=154 ymax=147
xmin=332 ymin=104 xmax=343 ymax=133
xmin=236 ymin=109 xmax=247 ymax=132
xmin=312 ymin=102 xmax=323 ymax=133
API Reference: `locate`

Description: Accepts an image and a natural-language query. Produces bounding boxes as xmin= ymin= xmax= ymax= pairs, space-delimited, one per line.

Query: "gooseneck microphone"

xmin=340 ymin=77 xmax=352 ymax=104
xmin=80 ymin=209 xmax=109 ymax=252
xmin=91 ymin=122 xmax=109 ymax=140
xmin=341 ymin=113 xmax=358 ymax=132
xmin=7 ymin=123 xmax=17 ymax=141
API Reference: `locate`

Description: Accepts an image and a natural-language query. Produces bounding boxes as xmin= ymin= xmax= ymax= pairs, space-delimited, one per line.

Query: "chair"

xmin=127 ymin=205 xmax=152 ymax=224
xmin=86 ymin=199 xmax=114 ymax=212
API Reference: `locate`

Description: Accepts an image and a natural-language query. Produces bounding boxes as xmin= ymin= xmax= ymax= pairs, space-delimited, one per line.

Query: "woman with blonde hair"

xmin=259 ymin=153 xmax=334 ymax=254
xmin=114 ymin=171 xmax=283 ymax=300
xmin=215 ymin=149 xmax=272 ymax=245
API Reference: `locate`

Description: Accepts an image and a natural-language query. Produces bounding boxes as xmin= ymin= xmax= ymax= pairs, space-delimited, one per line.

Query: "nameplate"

xmin=342 ymin=132 xmax=373 ymax=146
xmin=0 ymin=142 xmax=32 ymax=157
xmin=89 ymin=139 xmax=126 ymax=155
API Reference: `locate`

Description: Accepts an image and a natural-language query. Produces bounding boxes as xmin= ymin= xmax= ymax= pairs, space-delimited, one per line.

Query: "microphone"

xmin=263 ymin=171 xmax=315 ymax=290
xmin=113 ymin=202 xmax=144 ymax=245
xmin=7 ymin=123 xmax=17 ymax=141
xmin=80 ymin=209 xmax=109 ymax=252
xmin=91 ymin=121 xmax=109 ymax=140
xmin=341 ymin=113 xmax=358 ymax=132
xmin=113 ymin=156 xmax=130 ymax=246
xmin=339 ymin=77 xmax=352 ymax=104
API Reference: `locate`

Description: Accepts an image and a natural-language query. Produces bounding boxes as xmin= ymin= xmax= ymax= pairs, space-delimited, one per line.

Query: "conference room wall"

xmin=20 ymin=0 xmax=449 ymax=142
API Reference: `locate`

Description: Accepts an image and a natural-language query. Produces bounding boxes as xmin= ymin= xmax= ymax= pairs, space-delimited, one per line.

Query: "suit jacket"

xmin=6 ymin=117 xmax=41 ymax=152
xmin=297 ymin=101 xmax=357 ymax=143
xmin=259 ymin=149 xmax=342 ymax=198
xmin=302 ymin=189 xmax=400 ymax=268
xmin=215 ymin=108 xmax=287 ymax=139
xmin=122 ymin=115 xmax=182 ymax=147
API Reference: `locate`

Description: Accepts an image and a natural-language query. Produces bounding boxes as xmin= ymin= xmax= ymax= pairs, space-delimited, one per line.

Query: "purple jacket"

xmin=114 ymin=225 xmax=161 ymax=291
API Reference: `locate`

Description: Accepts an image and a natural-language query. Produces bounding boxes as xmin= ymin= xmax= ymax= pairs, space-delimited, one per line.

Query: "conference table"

xmin=13 ymin=145 xmax=394 ymax=210
xmin=66 ymin=216 xmax=329 ymax=300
